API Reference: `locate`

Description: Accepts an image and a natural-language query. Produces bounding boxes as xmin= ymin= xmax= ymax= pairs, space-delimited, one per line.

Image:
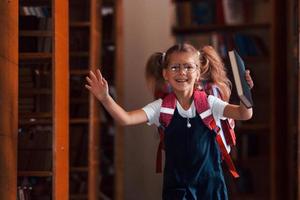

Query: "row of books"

xmin=19 ymin=96 xmax=52 ymax=113
xmin=17 ymin=186 xmax=32 ymax=200
xmin=18 ymin=150 xmax=52 ymax=171
xmin=20 ymin=6 xmax=51 ymax=18
xmin=20 ymin=18 xmax=52 ymax=53
xmin=18 ymin=124 xmax=113 ymax=171
xmin=178 ymin=33 xmax=268 ymax=59
xmin=19 ymin=66 xmax=52 ymax=113
xmin=17 ymin=177 xmax=51 ymax=200
xmin=18 ymin=123 xmax=52 ymax=171
xmin=18 ymin=125 xmax=52 ymax=148
xmin=176 ymin=0 xmax=246 ymax=26
xmin=70 ymin=125 xmax=88 ymax=166
xmin=70 ymin=30 xmax=90 ymax=52
xmin=19 ymin=66 xmax=52 ymax=89
xmin=70 ymin=173 xmax=88 ymax=194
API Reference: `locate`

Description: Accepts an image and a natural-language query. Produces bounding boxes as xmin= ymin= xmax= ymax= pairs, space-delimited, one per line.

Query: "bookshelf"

xmin=172 ymin=0 xmax=293 ymax=199
xmin=69 ymin=0 xmax=100 ymax=199
xmin=18 ymin=0 xmax=69 ymax=199
xmin=69 ymin=0 xmax=124 ymax=199
xmin=100 ymin=0 xmax=119 ymax=199
xmin=0 ymin=1 xmax=18 ymax=199
xmin=15 ymin=0 xmax=124 ymax=199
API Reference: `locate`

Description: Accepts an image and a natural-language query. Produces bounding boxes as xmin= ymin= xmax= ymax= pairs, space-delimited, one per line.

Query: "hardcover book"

xmin=228 ymin=50 xmax=253 ymax=108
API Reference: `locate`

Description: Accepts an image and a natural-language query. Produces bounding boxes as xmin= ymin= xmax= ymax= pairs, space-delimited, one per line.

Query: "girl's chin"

xmin=172 ymin=85 xmax=193 ymax=93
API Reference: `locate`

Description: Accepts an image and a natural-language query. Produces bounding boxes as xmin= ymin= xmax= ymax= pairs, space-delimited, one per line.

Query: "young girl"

xmin=85 ymin=43 xmax=253 ymax=200
xmin=145 ymin=44 xmax=254 ymax=171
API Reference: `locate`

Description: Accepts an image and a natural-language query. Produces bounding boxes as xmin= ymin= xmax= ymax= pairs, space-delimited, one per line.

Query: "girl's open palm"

xmin=85 ymin=69 xmax=109 ymax=101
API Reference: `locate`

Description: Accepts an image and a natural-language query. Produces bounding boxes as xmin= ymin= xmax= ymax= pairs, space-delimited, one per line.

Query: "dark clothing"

xmin=162 ymin=109 xmax=228 ymax=200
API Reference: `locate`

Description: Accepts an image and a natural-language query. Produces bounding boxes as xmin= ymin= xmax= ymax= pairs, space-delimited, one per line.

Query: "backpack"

xmin=156 ymin=89 xmax=239 ymax=178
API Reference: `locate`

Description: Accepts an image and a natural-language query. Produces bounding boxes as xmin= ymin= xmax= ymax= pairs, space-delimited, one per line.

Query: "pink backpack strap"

xmin=159 ymin=93 xmax=177 ymax=128
xmin=215 ymin=133 xmax=239 ymax=178
xmin=194 ymin=89 xmax=239 ymax=178
xmin=156 ymin=127 xmax=165 ymax=173
xmin=209 ymin=84 xmax=236 ymax=146
xmin=194 ymin=90 xmax=217 ymax=131
xmin=156 ymin=93 xmax=176 ymax=173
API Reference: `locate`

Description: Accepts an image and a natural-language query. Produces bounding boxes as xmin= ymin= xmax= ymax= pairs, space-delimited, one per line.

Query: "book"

xmin=228 ymin=50 xmax=253 ymax=108
xmin=222 ymin=0 xmax=244 ymax=25
xmin=191 ymin=1 xmax=215 ymax=25
xmin=176 ymin=2 xmax=192 ymax=27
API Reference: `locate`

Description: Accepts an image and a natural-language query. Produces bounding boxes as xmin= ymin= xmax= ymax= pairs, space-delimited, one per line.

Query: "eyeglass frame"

xmin=167 ymin=63 xmax=199 ymax=74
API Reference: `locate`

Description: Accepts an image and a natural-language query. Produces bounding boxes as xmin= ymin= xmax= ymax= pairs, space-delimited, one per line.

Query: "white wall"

xmin=123 ymin=1 xmax=174 ymax=199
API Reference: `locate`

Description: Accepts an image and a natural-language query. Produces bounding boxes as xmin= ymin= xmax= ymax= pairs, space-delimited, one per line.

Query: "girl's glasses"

xmin=168 ymin=63 xmax=198 ymax=73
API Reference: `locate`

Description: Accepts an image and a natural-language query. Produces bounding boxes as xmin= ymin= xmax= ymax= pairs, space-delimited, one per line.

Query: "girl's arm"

xmin=85 ymin=69 xmax=148 ymax=126
xmin=223 ymin=103 xmax=252 ymax=120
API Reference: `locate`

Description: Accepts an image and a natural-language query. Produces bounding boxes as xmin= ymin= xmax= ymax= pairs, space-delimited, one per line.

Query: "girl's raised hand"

xmin=245 ymin=70 xmax=254 ymax=89
xmin=85 ymin=69 xmax=109 ymax=102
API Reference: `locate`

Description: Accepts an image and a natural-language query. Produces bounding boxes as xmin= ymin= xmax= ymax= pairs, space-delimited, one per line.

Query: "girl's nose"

xmin=178 ymin=67 xmax=187 ymax=75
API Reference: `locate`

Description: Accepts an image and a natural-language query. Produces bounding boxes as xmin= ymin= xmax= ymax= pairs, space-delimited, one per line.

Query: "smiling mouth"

xmin=175 ymin=79 xmax=188 ymax=83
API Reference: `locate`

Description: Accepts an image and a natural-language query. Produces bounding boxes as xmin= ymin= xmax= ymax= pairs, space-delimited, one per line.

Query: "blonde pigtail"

xmin=200 ymin=45 xmax=231 ymax=101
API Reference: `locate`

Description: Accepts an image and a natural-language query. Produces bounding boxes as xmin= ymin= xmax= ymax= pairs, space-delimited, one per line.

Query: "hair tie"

xmin=161 ymin=52 xmax=166 ymax=63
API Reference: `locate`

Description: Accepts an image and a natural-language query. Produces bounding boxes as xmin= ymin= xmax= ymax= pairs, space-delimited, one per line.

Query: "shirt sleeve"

xmin=142 ymin=98 xmax=162 ymax=127
xmin=208 ymin=95 xmax=228 ymax=120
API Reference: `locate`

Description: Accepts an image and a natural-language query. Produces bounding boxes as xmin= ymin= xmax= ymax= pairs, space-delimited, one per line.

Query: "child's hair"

xmin=145 ymin=43 xmax=231 ymax=101
xmin=200 ymin=45 xmax=231 ymax=101
xmin=145 ymin=52 xmax=166 ymax=95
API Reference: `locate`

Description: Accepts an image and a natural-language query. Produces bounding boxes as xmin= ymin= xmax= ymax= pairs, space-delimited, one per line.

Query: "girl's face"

xmin=163 ymin=52 xmax=200 ymax=94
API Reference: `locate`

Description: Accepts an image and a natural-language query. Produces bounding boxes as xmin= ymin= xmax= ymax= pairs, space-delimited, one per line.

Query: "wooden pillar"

xmin=89 ymin=0 xmax=101 ymax=199
xmin=53 ymin=0 xmax=69 ymax=199
xmin=0 ymin=1 xmax=18 ymax=200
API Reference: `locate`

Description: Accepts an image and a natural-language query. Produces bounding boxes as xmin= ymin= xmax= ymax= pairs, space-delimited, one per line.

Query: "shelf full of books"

xmin=68 ymin=0 xmax=91 ymax=199
xmin=18 ymin=0 xmax=69 ymax=199
xmin=18 ymin=0 xmax=53 ymax=199
xmin=100 ymin=0 xmax=118 ymax=199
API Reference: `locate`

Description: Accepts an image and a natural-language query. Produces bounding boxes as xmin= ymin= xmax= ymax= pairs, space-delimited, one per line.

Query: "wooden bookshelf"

xmin=18 ymin=0 xmax=69 ymax=200
xmin=68 ymin=0 xmax=98 ymax=199
xmin=0 ymin=1 xmax=18 ymax=199
xmin=19 ymin=52 xmax=52 ymax=60
xmin=99 ymin=1 xmax=124 ymax=199
xmin=70 ymin=21 xmax=91 ymax=27
xmin=68 ymin=0 xmax=124 ymax=199
xmin=19 ymin=30 xmax=52 ymax=37
xmin=2 ymin=0 xmax=125 ymax=199
xmin=18 ymin=171 xmax=53 ymax=177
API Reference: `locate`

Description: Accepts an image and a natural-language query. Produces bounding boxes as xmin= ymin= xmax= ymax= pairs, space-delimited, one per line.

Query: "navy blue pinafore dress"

xmin=162 ymin=108 xmax=228 ymax=200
